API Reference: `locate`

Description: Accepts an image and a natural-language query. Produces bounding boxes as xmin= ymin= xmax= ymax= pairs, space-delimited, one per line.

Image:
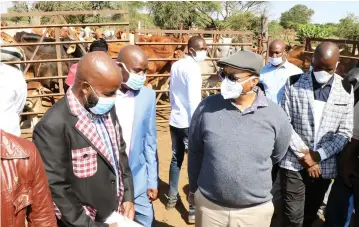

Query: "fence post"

xmin=54 ymin=15 xmax=64 ymax=94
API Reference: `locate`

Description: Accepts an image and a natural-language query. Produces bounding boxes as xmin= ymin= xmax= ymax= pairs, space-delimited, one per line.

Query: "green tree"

xmin=146 ymin=1 xmax=221 ymax=29
xmin=268 ymin=20 xmax=285 ymax=39
xmin=280 ymin=4 xmax=314 ymax=30
xmin=224 ymin=12 xmax=261 ymax=33
xmin=296 ymin=24 xmax=335 ymax=41
xmin=336 ymin=13 xmax=359 ymax=40
xmin=8 ymin=2 xmax=30 ymax=24
xmin=146 ymin=1 xmax=266 ymax=30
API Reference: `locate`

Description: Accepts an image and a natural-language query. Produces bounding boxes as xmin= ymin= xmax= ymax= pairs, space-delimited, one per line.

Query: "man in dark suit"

xmin=33 ymin=52 xmax=134 ymax=227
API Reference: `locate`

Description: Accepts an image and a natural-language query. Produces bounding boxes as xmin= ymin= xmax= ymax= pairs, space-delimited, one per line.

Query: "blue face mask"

xmin=86 ymin=85 xmax=116 ymax=115
xmin=117 ymin=61 xmax=146 ymax=90
xmin=126 ymin=73 xmax=146 ymax=90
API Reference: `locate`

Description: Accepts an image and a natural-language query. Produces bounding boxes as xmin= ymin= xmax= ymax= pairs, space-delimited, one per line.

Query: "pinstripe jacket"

xmin=279 ymin=72 xmax=354 ymax=179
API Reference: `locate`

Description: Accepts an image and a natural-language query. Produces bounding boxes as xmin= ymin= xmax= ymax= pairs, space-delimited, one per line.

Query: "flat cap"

xmin=217 ymin=50 xmax=263 ymax=75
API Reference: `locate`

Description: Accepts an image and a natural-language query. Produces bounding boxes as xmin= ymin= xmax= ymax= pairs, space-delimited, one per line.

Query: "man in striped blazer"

xmin=279 ymin=42 xmax=354 ymax=227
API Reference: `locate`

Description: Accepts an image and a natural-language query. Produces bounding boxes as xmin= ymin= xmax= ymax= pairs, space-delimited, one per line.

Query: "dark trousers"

xmin=325 ymin=176 xmax=354 ymax=227
xmin=280 ymin=168 xmax=331 ymax=227
xmin=168 ymin=125 xmax=189 ymax=200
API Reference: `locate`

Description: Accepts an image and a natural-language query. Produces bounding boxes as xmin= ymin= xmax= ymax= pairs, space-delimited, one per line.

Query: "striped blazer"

xmin=279 ymin=72 xmax=354 ymax=179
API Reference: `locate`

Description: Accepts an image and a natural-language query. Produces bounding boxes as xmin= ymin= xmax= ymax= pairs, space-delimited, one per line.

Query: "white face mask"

xmin=313 ymin=71 xmax=333 ymax=84
xmin=269 ymin=57 xmax=284 ymax=66
xmin=312 ymin=61 xmax=339 ymax=83
xmin=191 ymin=49 xmax=207 ymax=62
xmin=220 ymin=76 xmax=256 ymax=100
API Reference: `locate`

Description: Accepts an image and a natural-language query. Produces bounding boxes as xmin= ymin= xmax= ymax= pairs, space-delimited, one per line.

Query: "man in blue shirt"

xmin=260 ymin=40 xmax=303 ymax=104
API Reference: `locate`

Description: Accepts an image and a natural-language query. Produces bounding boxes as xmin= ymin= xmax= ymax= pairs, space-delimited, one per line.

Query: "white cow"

xmin=0 ymin=39 xmax=26 ymax=71
xmin=104 ymin=30 xmax=115 ymax=40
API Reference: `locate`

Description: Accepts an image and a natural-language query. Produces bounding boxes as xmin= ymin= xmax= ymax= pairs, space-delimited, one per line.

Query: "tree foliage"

xmin=336 ymin=13 xmax=359 ymax=40
xmin=8 ymin=1 xmax=30 ymax=23
xmin=146 ymin=1 xmax=266 ymax=30
xmin=280 ymin=4 xmax=314 ymax=30
xmin=296 ymin=24 xmax=336 ymax=40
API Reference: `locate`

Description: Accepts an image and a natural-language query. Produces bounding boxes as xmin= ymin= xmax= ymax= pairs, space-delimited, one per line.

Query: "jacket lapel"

xmin=74 ymin=113 xmax=114 ymax=168
xmin=65 ymin=92 xmax=114 ymax=169
xmin=321 ymin=74 xmax=340 ymax=119
xmin=130 ymin=90 xmax=141 ymax=156
xmin=303 ymin=72 xmax=315 ymax=113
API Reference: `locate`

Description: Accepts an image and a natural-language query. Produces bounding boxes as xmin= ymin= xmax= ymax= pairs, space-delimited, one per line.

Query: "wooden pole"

xmin=54 ymin=16 xmax=64 ymax=94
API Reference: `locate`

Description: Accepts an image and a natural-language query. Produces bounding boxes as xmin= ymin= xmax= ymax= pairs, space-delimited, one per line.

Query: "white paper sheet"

xmin=105 ymin=212 xmax=143 ymax=227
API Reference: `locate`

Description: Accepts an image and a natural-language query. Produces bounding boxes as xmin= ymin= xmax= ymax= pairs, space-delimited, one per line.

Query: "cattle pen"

xmin=1 ymin=10 xmax=270 ymax=139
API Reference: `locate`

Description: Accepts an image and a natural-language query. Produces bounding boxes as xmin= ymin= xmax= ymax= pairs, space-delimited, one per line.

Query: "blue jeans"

xmin=325 ymin=176 xmax=354 ymax=227
xmin=168 ymin=126 xmax=189 ymax=200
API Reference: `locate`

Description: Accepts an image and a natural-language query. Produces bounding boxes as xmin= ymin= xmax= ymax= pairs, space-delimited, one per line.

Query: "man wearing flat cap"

xmin=187 ymin=50 xmax=292 ymax=227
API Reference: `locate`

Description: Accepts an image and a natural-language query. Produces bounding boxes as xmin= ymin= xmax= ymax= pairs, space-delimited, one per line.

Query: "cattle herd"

xmin=1 ymin=21 xmax=358 ymax=133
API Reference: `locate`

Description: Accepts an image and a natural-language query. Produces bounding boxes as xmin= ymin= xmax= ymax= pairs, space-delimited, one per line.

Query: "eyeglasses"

xmin=217 ymin=68 xmax=251 ymax=83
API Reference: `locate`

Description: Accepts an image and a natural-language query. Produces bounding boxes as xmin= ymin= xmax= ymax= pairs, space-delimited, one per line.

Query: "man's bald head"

xmin=314 ymin=42 xmax=340 ymax=61
xmin=312 ymin=42 xmax=340 ymax=74
xmin=269 ymin=40 xmax=286 ymax=52
xmin=73 ymin=51 xmax=122 ymax=108
xmin=116 ymin=45 xmax=148 ymax=87
xmin=188 ymin=36 xmax=207 ymax=57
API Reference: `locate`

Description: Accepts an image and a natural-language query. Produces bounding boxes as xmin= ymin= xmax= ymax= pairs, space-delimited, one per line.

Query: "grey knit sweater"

xmin=188 ymin=92 xmax=291 ymax=208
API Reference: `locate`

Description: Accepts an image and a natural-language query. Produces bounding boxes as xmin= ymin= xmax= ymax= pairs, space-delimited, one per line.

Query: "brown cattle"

xmin=1 ymin=31 xmax=15 ymax=43
xmin=21 ymin=81 xmax=58 ymax=129
xmin=286 ymin=45 xmax=312 ymax=71
xmin=286 ymin=45 xmax=358 ymax=76
xmin=107 ymin=43 xmax=126 ymax=57
xmin=1 ymin=20 xmax=7 ymax=27
xmin=138 ymin=35 xmax=188 ymax=88
xmin=336 ymin=49 xmax=358 ymax=77
xmin=32 ymin=52 xmax=71 ymax=92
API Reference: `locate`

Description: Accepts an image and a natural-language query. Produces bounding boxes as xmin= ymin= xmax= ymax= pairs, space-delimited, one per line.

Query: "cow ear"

xmin=67 ymin=44 xmax=77 ymax=54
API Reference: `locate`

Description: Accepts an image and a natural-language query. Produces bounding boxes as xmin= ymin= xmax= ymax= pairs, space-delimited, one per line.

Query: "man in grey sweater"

xmin=188 ymin=50 xmax=292 ymax=227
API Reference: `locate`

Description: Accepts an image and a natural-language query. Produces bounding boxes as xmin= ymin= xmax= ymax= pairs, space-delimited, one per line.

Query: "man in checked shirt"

xmin=33 ymin=52 xmax=134 ymax=227
xmin=279 ymin=42 xmax=354 ymax=227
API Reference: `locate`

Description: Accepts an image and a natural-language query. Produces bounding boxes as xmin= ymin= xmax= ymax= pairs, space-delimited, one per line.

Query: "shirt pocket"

xmin=72 ymin=147 xmax=98 ymax=178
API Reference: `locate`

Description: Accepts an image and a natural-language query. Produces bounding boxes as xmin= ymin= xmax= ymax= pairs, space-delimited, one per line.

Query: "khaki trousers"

xmin=195 ymin=190 xmax=274 ymax=227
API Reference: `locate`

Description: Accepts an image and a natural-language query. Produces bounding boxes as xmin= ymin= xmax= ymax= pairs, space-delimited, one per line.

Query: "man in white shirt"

xmin=115 ymin=45 xmax=158 ymax=227
xmin=167 ymin=36 xmax=207 ymax=222
xmin=260 ymin=40 xmax=303 ymax=105
xmin=0 ymin=63 xmax=27 ymax=136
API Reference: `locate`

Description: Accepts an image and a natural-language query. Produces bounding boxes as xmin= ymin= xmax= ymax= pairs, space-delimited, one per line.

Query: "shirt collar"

xmin=116 ymin=89 xmax=134 ymax=97
xmin=231 ymin=88 xmax=268 ymax=114
xmin=184 ymin=54 xmax=196 ymax=62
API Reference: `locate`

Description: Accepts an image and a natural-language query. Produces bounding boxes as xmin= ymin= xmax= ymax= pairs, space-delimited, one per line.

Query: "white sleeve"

xmin=353 ymin=103 xmax=359 ymax=140
xmin=16 ymin=70 xmax=27 ymax=115
xmin=185 ymin=68 xmax=202 ymax=120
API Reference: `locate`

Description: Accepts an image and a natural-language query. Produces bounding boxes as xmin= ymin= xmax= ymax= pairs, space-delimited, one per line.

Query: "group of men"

xmin=1 ymin=35 xmax=359 ymax=227
xmin=1 ymin=39 xmax=158 ymax=227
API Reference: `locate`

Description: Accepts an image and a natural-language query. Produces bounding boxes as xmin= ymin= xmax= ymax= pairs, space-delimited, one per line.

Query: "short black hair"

xmin=188 ymin=36 xmax=205 ymax=50
xmin=89 ymin=38 xmax=108 ymax=52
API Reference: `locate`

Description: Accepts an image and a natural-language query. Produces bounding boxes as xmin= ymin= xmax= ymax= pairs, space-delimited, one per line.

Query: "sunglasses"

xmin=217 ymin=68 xmax=251 ymax=83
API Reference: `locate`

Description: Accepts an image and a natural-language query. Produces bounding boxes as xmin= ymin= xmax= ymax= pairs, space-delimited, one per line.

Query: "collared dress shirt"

xmin=311 ymin=74 xmax=334 ymax=160
xmin=260 ymin=60 xmax=303 ymax=104
xmin=115 ymin=89 xmax=135 ymax=157
xmin=0 ymin=63 xmax=27 ymax=136
xmin=71 ymin=89 xmax=121 ymax=195
xmin=169 ymin=55 xmax=202 ymax=128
